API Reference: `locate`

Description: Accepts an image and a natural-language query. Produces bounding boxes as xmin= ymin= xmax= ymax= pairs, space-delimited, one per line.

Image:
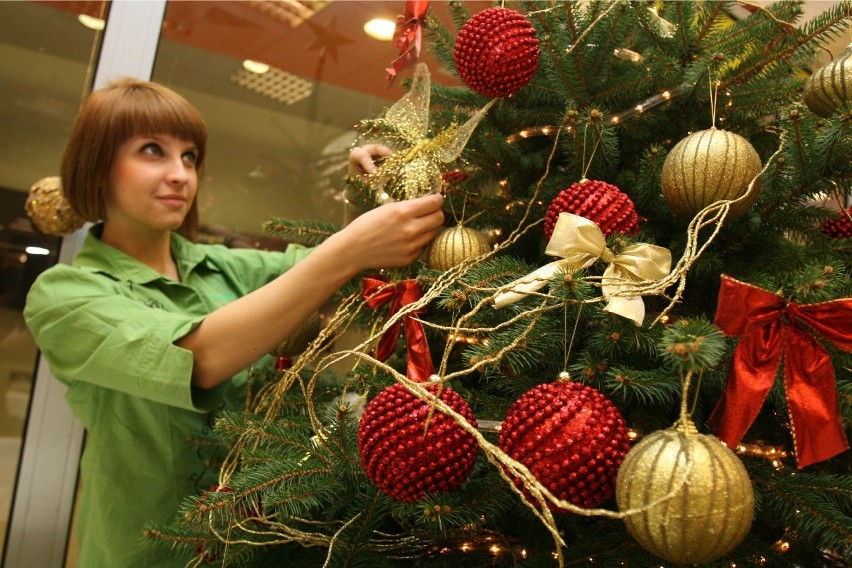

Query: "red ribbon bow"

xmin=386 ymin=0 xmax=430 ymax=87
xmin=363 ymin=275 xmax=434 ymax=382
xmin=709 ymin=274 xmax=852 ymax=468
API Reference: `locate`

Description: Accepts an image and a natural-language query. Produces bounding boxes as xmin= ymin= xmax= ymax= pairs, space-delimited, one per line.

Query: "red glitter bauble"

xmin=453 ymin=7 xmax=540 ymax=98
xmin=544 ymin=180 xmax=639 ymax=241
xmin=358 ymin=383 xmax=479 ymax=502
xmin=498 ymin=381 xmax=630 ymax=511
xmin=820 ymin=207 xmax=852 ymax=239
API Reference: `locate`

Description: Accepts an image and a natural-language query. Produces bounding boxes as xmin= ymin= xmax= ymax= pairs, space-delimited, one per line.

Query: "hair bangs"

xmin=114 ymin=87 xmax=207 ymax=168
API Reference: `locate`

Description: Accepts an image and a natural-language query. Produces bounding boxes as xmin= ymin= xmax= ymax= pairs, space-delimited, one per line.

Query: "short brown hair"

xmin=61 ymin=78 xmax=207 ymax=240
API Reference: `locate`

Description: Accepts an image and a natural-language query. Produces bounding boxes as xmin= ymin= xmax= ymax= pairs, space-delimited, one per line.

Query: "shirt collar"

xmin=73 ymin=224 xmax=217 ymax=284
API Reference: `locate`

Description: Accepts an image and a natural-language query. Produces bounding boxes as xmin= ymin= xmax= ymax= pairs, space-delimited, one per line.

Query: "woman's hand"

xmin=331 ymin=193 xmax=445 ymax=273
xmin=344 ymin=144 xmax=444 ymax=271
xmin=349 ymin=144 xmax=392 ymax=176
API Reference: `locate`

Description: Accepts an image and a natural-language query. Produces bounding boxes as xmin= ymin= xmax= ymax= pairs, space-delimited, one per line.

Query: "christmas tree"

xmin=150 ymin=1 xmax=852 ymax=566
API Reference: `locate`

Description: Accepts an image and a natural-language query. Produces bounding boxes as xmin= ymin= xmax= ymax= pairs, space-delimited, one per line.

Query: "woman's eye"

xmin=182 ymin=151 xmax=198 ymax=166
xmin=140 ymin=142 xmax=163 ymax=156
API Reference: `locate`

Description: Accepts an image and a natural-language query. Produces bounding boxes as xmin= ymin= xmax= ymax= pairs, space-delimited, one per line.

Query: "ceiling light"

xmin=363 ymin=18 xmax=396 ymax=42
xmin=231 ymin=67 xmax=313 ymax=106
xmin=242 ymin=60 xmax=270 ymax=74
xmin=78 ymin=14 xmax=105 ymax=31
xmin=25 ymin=246 xmax=50 ymax=255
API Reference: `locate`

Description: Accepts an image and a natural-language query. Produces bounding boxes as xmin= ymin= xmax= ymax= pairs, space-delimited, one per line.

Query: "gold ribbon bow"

xmin=493 ymin=213 xmax=672 ymax=325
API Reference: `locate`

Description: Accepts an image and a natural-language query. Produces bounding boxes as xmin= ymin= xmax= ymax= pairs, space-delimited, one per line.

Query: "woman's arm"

xmin=179 ymin=149 xmax=444 ymax=389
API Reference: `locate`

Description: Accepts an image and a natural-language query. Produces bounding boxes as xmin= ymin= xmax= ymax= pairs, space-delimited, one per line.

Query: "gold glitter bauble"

xmin=661 ymin=128 xmax=762 ymax=218
xmin=270 ymin=312 xmax=322 ymax=358
xmin=803 ymin=43 xmax=852 ymax=118
xmin=25 ymin=176 xmax=85 ymax=236
xmin=616 ymin=420 xmax=754 ymax=565
xmin=427 ymin=226 xmax=491 ymax=271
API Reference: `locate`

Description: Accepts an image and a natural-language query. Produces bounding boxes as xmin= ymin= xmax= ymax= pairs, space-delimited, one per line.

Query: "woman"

xmin=23 ymin=78 xmax=444 ymax=566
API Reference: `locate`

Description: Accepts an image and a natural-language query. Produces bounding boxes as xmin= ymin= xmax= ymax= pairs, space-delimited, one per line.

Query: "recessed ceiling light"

xmin=78 ymin=14 xmax=105 ymax=31
xmin=364 ymin=18 xmax=396 ymax=42
xmin=242 ymin=59 xmax=271 ymax=74
xmin=231 ymin=67 xmax=314 ymax=106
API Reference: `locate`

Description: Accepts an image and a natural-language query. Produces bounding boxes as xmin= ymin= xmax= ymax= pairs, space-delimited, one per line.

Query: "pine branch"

xmin=754 ymin=460 xmax=852 ymax=564
xmin=262 ymin=218 xmax=340 ymax=247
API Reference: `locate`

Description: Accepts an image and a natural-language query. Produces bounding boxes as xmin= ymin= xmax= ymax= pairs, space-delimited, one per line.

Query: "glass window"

xmin=152 ymin=0 xmax=471 ymax=240
xmin=0 ymin=0 xmax=108 ymax=561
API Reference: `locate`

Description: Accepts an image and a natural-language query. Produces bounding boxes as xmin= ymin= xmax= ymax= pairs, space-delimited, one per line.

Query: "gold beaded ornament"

xmin=25 ymin=176 xmax=85 ymax=236
xmin=426 ymin=225 xmax=491 ymax=271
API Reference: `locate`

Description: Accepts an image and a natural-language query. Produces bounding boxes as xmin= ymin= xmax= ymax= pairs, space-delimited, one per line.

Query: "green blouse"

xmin=24 ymin=225 xmax=310 ymax=567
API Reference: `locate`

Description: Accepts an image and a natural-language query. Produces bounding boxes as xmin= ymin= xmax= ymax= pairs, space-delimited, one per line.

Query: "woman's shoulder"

xmin=31 ymin=260 xmax=99 ymax=282
xmin=27 ymin=261 xmax=121 ymax=304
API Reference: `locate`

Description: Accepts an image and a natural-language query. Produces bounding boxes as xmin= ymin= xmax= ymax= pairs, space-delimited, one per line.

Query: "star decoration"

xmin=304 ymin=16 xmax=354 ymax=63
xmin=363 ymin=63 xmax=495 ymax=200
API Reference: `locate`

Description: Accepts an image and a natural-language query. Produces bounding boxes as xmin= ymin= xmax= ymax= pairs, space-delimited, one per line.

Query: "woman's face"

xmin=106 ymin=134 xmax=199 ymax=234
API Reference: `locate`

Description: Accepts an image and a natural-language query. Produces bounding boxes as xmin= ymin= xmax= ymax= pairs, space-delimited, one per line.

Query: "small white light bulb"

xmin=242 ymin=60 xmax=270 ymax=74
xmin=363 ymin=18 xmax=396 ymax=41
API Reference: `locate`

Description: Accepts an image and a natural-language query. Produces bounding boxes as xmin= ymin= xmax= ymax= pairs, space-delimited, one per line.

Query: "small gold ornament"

xmin=25 ymin=176 xmax=85 ymax=236
xmin=270 ymin=311 xmax=322 ymax=358
xmin=427 ymin=225 xmax=491 ymax=271
xmin=803 ymin=43 xmax=852 ymax=118
xmin=616 ymin=419 xmax=754 ymax=565
xmin=661 ymin=128 xmax=762 ymax=218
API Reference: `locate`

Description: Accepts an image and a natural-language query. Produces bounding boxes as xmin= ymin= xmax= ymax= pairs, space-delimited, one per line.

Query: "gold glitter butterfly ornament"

xmin=362 ymin=63 xmax=495 ymax=201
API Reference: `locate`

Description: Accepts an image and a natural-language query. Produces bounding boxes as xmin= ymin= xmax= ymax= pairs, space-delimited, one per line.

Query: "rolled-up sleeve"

xmin=25 ymin=266 xmax=205 ymax=410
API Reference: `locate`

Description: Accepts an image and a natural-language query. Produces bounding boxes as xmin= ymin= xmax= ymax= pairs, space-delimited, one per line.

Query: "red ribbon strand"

xmin=386 ymin=0 xmax=430 ymax=87
xmin=709 ymin=274 xmax=851 ymax=467
xmin=363 ymin=275 xmax=434 ymax=383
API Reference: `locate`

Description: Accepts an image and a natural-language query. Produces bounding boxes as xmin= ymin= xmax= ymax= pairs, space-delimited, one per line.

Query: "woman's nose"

xmin=166 ymin=158 xmax=191 ymax=184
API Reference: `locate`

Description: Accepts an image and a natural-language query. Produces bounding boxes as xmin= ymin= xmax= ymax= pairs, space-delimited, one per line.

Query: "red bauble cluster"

xmin=820 ymin=207 xmax=852 ymax=239
xmin=441 ymin=170 xmax=469 ymax=194
xmin=453 ymin=7 xmax=540 ymax=98
xmin=498 ymin=381 xmax=630 ymax=511
xmin=358 ymin=383 xmax=479 ymax=502
xmin=442 ymin=170 xmax=469 ymax=185
xmin=544 ymin=179 xmax=639 ymax=241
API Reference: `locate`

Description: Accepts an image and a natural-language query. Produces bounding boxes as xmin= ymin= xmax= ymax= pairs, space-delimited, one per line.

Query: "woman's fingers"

xmin=348 ymin=144 xmax=392 ymax=175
